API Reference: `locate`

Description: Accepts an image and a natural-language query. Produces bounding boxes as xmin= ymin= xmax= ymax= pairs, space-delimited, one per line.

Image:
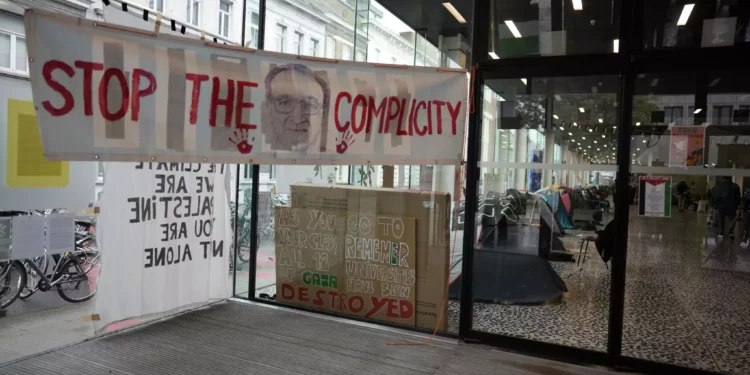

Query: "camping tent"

xmin=535 ymin=187 xmax=576 ymax=230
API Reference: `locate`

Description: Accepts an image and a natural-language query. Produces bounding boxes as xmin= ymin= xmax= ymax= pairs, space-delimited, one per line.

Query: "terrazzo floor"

xmin=445 ymin=207 xmax=750 ymax=375
xmin=249 ymin=206 xmax=749 ymax=374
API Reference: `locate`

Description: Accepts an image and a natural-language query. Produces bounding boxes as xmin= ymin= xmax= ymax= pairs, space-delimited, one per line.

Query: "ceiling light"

xmin=597 ymin=148 xmax=601 ymax=151
xmin=488 ymin=52 xmax=500 ymax=59
xmin=554 ymin=95 xmax=562 ymax=101
xmin=637 ymin=148 xmax=640 ymax=151
xmin=568 ymin=132 xmax=573 ymax=136
xmin=579 ymin=107 xmax=585 ymax=113
xmin=589 ymin=128 xmax=593 ymax=132
xmin=599 ymin=119 xmax=603 ymax=123
xmin=635 ymin=122 xmax=641 ymax=126
xmin=559 ymin=126 xmax=565 ymax=131
xmin=505 ymin=20 xmax=522 ymax=38
xmin=633 ymin=153 xmax=636 ymax=156
xmin=582 ymin=136 xmax=586 ymax=140
xmin=677 ymin=4 xmax=695 ymax=26
xmin=594 ymin=140 xmax=598 ymax=143
xmin=613 ymin=126 xmax=617 ymax=129
xmin=521 ymin=78 xmax=527 ymax=85
xmin=613 ymin=39 xmax=619 ymax=53
xmin=572 ymin=0 xmax=583 ymax=11
xmin=710 ymin=78 xmax=721 ymax=87
xmin=651 ymin=78 xmax=659 ymax=87
xmin=642 ymin=139 xmax=646 ymax=143
xmin=553 ymin=115 xmax=559 ymax=119
xmin=588 ymin=146 xmax=591 ymax=148
xmin=694 ymin=108 xmax=702 ymax=114
xmin=442 ymin=2 xmax=467 ymax=24
xmin=602 ymin=134 xmax=606 ymax=138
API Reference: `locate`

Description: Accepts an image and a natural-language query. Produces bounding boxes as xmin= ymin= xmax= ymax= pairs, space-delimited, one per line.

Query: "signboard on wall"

xmin=24 ymin=10 xmax=468 ymax=166
xmin=638 ymin=176 xmax=671 ymax=217
xmin=94 ymin=162 xmax=231 ymax=331
xmin=669 ymin=126 xmax=704 ymax=167
xmin=276 ymin=207 xmax=417 ymax=325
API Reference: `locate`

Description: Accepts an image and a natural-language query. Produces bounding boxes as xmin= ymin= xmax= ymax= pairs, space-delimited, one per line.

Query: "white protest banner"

xmin=24 ymin=10 xmax=468 ymax=165
xmin=93 ymin=162 xmax=231 ymax=331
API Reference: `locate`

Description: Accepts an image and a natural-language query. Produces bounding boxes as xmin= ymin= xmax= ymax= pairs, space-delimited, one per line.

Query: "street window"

xmin=0 ymin=31 xmax=27 ymax=74
xmin=342 ymin=44 xmax=352 ymax=60
xmin=355 ymin=49 xmax=365 ymax=62
xmin=218 ymin=0 xmax=231 ymax=38
xmin=247 ymin=12 xmax=259 ymax=48
xmin=713 ymin=105 xmax=733 ymax=125
xmin=148 ymin=0 xmax=164 ymax=12
xmin=187 ymin=0 xmax=200 ymax=26
xmin=309 ymin=38 xmax=319 ymax=57
xmin=325 ymin=36 xmax=335 ymax=58
xmin=294 ymin=31 xmax=304 ymax=55
xmin=663 ymin=106 xmax=683 ymax=124
xmin=276 ymin=24 xmax=287 ymax=52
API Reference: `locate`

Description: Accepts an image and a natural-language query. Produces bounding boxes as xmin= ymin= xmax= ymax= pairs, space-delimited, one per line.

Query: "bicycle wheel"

xmin=19 ymin=256 xmax=48 ymax=300
xmin=1 ymin=261 xmax=27 ymax=309
xmin=56 ymin=256 xmax=97 ymax=303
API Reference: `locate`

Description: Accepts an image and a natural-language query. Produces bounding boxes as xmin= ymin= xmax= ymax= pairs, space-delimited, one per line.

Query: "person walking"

xmin=713 ymin=176 xmax=741 ymax=239
xmin=677 ymin=180 xmax=689 ymax=212
xmin=741 ymin=187 xmax=750 ymax=248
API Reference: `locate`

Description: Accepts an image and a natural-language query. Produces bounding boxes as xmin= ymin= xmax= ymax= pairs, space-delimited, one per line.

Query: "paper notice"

xmin=46 ymin=214 xmax=75 ymax=255
xmin=10 ymin=215 xmax=46 ymax=260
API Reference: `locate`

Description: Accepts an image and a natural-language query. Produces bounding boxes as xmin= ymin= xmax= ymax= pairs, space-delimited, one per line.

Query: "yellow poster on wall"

xmin=6 ymin=99 xmax=69 ymax=188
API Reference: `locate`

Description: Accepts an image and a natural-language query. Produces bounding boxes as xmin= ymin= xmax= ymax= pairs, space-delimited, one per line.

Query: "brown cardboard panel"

xmin=290 ymin=184 xmax=450 ymax=330
xmin=275 ymin=206 xmax=417 ymax=326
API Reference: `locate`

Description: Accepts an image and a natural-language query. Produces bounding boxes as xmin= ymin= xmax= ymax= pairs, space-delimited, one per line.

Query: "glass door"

xmin=465 ymin=74 xmax=621 ymax=353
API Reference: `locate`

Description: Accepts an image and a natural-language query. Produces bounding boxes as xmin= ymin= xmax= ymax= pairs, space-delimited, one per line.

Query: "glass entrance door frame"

xmin=459 ymin=0 xmax=749 ymax=374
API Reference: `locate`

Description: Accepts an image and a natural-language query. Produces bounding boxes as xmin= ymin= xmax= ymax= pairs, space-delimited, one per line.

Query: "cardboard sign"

xmin=290 ymin=184 xmax=450 ymax=331
xmin=24 ymin=10 xmax=467 ymax=165
xmin=276 ymin=207 xmax=417 ymax=325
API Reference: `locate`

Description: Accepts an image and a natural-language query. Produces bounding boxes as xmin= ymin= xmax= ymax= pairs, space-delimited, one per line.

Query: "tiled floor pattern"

xmin=450 ymin=209 xmax=750 ymax=374
xmin=245 ymin=207 xmax=749 ymax=374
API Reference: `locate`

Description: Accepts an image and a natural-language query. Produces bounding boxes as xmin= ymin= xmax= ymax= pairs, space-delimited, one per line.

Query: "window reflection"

xmin=488 ymin=0 xmax=620 ymax=59
xmin=471 ymin=76 xmax=619 ymax=351
xmin=644 ymin=0 xmax=750 ymax=49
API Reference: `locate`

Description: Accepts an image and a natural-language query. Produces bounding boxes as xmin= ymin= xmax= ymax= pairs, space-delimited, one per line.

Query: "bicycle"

xmin=22 ymin=248 xmax=100 ymax=303
xmin=0 ymin=260 xmax=26 ymax=309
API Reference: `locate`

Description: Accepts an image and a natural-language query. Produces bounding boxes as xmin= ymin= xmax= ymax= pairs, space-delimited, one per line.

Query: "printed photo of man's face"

xmin=262 ymin=64 xmax=330 ymax=152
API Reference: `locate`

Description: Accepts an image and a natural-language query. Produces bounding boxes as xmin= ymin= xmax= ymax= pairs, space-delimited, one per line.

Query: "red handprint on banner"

xmin=336 ymin=130 xmax=355 ymax=155
xmin=229 ymin=129 xmax=255 ymax=155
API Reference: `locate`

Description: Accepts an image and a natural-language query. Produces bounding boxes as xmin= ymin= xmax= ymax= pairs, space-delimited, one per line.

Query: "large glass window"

xmin=625 ymin=70 xmax=750 ymax=374
xmin=250 ymin=0 xmax=467 ymax=334
xmin=488 ymin=0 xmax=620 ymax=59
xmin=644 ymin=1 xmax=750 ymax=49
xmin=471 ymin=75 xmax=620 ymax=352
